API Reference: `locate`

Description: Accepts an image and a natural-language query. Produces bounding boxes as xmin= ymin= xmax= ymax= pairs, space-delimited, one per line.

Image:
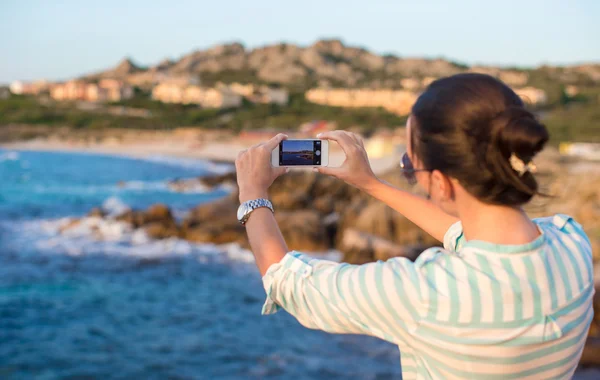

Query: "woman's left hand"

xmin=235 ymin=133 xmax=289 ymax=203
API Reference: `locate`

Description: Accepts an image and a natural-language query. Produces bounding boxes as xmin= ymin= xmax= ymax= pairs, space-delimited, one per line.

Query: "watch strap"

xmin=240 ymin=198 xmax=274 ymax=225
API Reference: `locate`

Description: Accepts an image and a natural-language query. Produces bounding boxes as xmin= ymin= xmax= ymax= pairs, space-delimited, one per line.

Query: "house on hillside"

xmin=305 ymin=88 xmax=418 ymax=116
xmin=50 ymin=80 xmax=133 ymax=102
xmin=152 ymin=83 xmax=242 ymax=109
xmin=10 ymin=80 xmax=51 ymax=96
xmin=228 ymin=82 xmax=289 ymax=105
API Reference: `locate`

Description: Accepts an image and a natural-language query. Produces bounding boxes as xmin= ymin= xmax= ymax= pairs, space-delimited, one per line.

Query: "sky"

xmin=282 ymin=140 xmax=313 ymax=152
xmin=1 ymin=0 xmax=598 ymax=84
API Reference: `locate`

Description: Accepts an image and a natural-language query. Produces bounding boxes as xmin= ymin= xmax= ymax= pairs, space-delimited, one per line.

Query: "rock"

xmin=183 ymin=194 xmax=238 ymax=229
xmin=200 ymin=171 xmax=237 ymax=188
xmin=58 ymin=218 xmax=81 ymax=234
xmin=271 ymin=190 xmax=309 ymax=210
xmin=275 ymin=210 xmax=329 ymax=252
xmin=182 ymin=193 xmax=246 ymax=245
xmin=184 ymin=221 xmax=247 ymax=246
xmin=338 ymin=228 xmax=424 ymax=264
xmin=87 ymin=207 xmax=105 ymax=218
xmin=580 ymin=337 xmax=600 ymax=367
xmin=144 ymin=204 xmax=173 ymax=223
xmin=115 ymin=203 xmax=177 ymax=237
xmin=313 ymin=195 xmax=335 ymax=215
xmin=144 ymin=222 xmax=180 ymax=239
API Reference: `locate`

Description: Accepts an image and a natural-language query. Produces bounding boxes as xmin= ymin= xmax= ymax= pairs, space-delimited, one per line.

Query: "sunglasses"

xmin=399 ymin=152 xmax=430 ymax=185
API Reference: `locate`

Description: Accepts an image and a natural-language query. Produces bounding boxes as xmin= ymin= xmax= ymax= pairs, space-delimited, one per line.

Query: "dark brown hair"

xmin=410 ymin=73 xmax=549 ymax=206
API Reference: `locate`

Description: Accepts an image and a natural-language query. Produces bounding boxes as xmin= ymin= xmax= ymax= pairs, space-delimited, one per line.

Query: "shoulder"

xmin=534 ymin=213 xmax=589 ymax=240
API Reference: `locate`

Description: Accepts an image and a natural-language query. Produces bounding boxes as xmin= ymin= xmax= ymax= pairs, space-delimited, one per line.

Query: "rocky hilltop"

xmin=84 ymin=39 xmax=600 ymax=89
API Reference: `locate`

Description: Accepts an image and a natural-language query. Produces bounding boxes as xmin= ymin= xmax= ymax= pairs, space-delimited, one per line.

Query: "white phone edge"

xmin=271 ymin=139 xmax=329 ymax=167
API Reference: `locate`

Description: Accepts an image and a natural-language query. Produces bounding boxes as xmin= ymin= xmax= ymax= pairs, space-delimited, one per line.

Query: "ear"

xmin=431 ymin=170 xmax=454 ymax=202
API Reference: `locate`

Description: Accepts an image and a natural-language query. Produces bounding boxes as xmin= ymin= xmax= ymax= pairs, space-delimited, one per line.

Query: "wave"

xmin=3 ymin=216 xmax=257 ymax=264
xmin=0 ymin=151 xmax=19 ymax=162
xmin=3 ymin=210 xmax=342 ymax=265
xmin=139 ymin=154 xmax=233 ymax=174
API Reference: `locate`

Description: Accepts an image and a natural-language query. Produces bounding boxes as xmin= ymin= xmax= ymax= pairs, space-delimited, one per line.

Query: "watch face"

xmin=237 ymin=204 xmax=247 ymax=221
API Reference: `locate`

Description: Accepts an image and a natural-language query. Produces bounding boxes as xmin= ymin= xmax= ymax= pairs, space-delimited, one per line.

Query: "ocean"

xmin=0 ymin=149 xmax=401 ymax=380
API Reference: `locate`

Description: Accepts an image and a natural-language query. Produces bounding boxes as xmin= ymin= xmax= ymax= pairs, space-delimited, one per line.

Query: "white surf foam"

xmin=0 ymin=151 xmax=19 ymax=162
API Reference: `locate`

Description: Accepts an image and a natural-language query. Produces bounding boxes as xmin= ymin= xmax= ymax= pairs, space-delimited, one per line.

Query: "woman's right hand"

xmin=314 ymin=130 xmax=380 ymax=191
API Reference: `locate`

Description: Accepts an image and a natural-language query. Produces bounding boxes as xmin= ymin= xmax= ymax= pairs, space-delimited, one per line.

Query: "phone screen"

xmin=279 ymin=140 xmax=322 ymax=166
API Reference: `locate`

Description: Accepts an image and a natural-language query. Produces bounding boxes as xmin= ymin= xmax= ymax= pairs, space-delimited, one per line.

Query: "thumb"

xmin=274 ymin=166 xmax=289 ymax=178
xmin=313 ymin=166 xmax=342 ymax=178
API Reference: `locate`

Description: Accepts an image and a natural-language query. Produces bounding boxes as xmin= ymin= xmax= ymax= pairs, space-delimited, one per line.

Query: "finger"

xmin=236 ymin=149 xmax=247 ymax=161
xmin=262 ymin=133 xmax=289 ymax=151
xmin=316 ymin=130 xmax=356 ymax=155
xmin=313 ymin=165 xmax=343 ymax=178
xmin=348 ymin=132 xmax=365 ymax=148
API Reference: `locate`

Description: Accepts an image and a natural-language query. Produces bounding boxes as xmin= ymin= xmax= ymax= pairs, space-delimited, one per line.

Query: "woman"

xmin=234 ymin=73 xmax=594 ymax=379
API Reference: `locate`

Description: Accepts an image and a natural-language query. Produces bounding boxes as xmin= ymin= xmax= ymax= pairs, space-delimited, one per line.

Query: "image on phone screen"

xmin=279 ymin=140 xmax=321 ymax=166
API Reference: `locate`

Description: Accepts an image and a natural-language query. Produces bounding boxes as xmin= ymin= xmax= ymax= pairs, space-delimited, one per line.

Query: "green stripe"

xmin=500 ymin=258 xmax=523 ymax=321
xmin=522 ymin=256 xmax=543 ymax=319
xmin=540 ymin=249 xmax=559 ymax=311
xmin=476 ymin=254 xmax=504 ymax=322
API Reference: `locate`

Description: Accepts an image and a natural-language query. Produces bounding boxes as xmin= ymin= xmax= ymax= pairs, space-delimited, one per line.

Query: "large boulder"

xmin=182 ymin=193 xmax=246 ymax=245
xmin=275 ymin=210 xmax=329 ymax=252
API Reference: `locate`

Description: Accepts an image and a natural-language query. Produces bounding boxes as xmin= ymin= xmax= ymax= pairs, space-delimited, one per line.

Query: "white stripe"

xmin=450 ymin=258 xmax=473 ymax=323
xmin=431 ymin=262 xmax=452 ymax=322
xmin=528 ymin=252 xmax=553 ymax=314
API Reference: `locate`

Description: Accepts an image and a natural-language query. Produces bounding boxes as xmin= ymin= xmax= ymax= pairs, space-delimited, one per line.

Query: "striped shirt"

xmin=262 ymin=214 xmax=595 ymax=379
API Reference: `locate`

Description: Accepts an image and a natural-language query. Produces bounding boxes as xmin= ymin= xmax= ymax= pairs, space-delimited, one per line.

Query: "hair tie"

xmin=509 ymin=153 xmax=537 ymax=176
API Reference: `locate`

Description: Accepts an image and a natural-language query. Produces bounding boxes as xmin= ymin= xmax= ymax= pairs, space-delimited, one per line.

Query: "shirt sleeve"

xmin=261 ymin=251 xmax=425 ymax=343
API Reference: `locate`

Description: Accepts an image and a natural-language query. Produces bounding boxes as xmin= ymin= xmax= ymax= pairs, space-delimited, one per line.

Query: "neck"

xmin=458 ymin=199 xmax=541 ymax=245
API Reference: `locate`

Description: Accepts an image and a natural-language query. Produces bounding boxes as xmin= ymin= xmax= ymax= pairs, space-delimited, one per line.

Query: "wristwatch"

xmin=237 ymin=198 xmax=274 ymax=226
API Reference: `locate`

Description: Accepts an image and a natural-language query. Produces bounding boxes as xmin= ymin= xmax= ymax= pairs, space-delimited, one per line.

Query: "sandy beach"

xmin=1 ymin=135 xmax=402 ymax=175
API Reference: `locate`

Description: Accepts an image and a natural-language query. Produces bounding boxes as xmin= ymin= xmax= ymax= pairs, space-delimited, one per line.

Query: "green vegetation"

xmin=0 ymin=93 xmax=406 ymax=136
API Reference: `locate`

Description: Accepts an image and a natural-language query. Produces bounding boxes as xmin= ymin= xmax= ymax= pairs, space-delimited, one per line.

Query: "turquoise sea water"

xmin=0 ymin=149 xmax=401 ymax=380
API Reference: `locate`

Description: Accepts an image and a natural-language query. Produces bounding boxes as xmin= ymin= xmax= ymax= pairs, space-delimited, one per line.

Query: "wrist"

xmin=360 ymin=175 xmax=382 ymax=194
xmin=239 ymin=188 xmax=269 ymax=203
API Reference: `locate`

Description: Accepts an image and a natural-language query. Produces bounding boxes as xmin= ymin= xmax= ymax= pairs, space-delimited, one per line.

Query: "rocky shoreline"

xmin=59 ymin=155 xmax=600 ymax=368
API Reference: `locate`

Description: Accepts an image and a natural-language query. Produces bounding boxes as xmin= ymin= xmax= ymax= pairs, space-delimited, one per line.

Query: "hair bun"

xmin=490 ymin=107 xmax=549 ymax=162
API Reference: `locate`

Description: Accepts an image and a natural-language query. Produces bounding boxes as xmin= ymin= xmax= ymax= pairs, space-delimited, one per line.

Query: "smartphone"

xmin=271 ymin=139 xmax=329 ymax=167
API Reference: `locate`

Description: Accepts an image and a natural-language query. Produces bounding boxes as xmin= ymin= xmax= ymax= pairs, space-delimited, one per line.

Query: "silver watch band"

xmin=240 ymin=198 xmax=274 ymax=225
